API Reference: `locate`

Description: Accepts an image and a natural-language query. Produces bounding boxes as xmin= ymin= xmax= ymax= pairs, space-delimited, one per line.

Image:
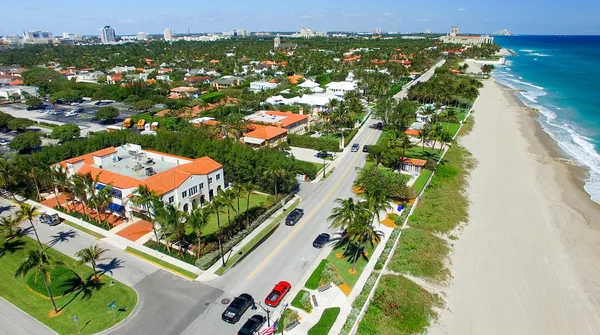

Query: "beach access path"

xmin=429 ymin=80 xmax=600 ymax=335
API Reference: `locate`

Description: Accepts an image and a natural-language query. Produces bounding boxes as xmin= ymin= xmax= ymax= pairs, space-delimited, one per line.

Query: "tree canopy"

xmin=9 ymin=131 xmax=42 ymax=152
xmin=95 ymin=106 xmax=120 ymax=122
xmin=51 ymin=124 xmax=80 ymax=143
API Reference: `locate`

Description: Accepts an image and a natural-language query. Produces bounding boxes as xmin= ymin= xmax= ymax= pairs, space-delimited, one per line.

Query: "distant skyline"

xmin=2 ymin=0 xmax=599 ymax=36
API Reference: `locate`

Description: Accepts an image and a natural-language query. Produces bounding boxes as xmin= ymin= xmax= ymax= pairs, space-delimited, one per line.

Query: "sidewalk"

xmin=197 ymin=194 xmax=301 ymax=281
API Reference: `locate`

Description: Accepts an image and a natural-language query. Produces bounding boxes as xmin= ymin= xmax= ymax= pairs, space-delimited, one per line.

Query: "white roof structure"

xmin=325 ymin=81 xmax=358 ymax=91
xmin=189 ymin=117 xmax=215 ymax=124
xmin=298 ymin=80 xmax=320 ymax=89
xmin=265 ymin=93 xmax=342 ymax=107
xmin=243 ymin=137 xmax=265 ymax=145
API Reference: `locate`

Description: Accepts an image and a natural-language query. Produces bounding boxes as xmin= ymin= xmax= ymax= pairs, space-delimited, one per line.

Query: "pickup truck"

xmin=222 ymin=293 xmax=254 ymax=324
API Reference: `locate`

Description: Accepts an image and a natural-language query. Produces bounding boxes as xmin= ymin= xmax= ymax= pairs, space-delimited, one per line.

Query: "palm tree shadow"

xmin=0 ymin=238 xmax=25 ymax=258
xmin=16 ymin=226 xmax=33 ymax=237
xmin=58 ymin=273 xmax=106 ymax=312
xmin=46 ymin=230 xmax=77 ymax=248
xmin=97 ymin=257 xmax=124 ymax=277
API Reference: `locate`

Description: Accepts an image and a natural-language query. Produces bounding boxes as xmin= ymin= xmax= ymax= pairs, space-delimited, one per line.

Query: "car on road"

xmin=222 ymin=293 xmax=254 ymax=324
xmin=376 ymin=122 xmax=383 ymax=130
xmin=265 ymin=281 xmax=291 ymax=307
xmin=0 ymin=138 xmax=9 ymax=146
xmin=362 ymin=145 xmax=369 ymax=153
xmin=38 ymin=212 xmax=61 ymax=226
xmin=285 ymin=208 xmax=304 ymax=226
xmin=312 ymin=233 xmax=330 ymax=248
xmin=237 ymin=315 xmax=266 ymax=335
xmin=351 ymin=143 xmax=360 ymax=152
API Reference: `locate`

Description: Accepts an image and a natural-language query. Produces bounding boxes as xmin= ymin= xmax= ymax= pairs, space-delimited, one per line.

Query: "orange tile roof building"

xmin=399 ymin=157 xmax=427 ymax=175
xmin=243 ymin=125 xmax=288 ymax=148
xmin=244 ymin=110 xmax=309 ymax=135
xmin=58 ymin=144 xmax=225 ymax=217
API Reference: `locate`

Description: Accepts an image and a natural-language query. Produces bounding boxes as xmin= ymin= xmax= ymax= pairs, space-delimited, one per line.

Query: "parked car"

xmin=351 ymin=143 xmax=360 ymax=152
xmin=376 ymin=122 xmax=383 ymax=130
xmin=285 ymin=208 xmax=304 ymax=226
xmin=237 ymin=315 xmax=266 ymax=335
xmin=0 ymin=138 xmax=9 ymax=146
xmin=316 ymin=152 xmax=332 ymax=159
xmin=362 ymin=145 xmax=369 ymax=153
xmin=64 ymin=111 xmax=78 ymax=117
xmin=0 ymin=128 xmax=8 ymax=133
xmin=312 ymin=233 xmax=330 ymax=248
xmin=222 ymin=293 xmax=254 ymax=324
xmin=265 ymin=281 xmax=291 ymax=307
xmin=38 ymin=212 xmax=61 ymax=226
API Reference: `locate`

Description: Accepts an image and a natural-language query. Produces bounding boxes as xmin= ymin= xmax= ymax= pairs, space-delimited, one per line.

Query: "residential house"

xmin=325 ymin=81 xmax=358 ymax=96
xmin=245 ymin=110 xmax=309 ymax=135
xmin=298 ymin=80 xmax=324 ymax=93
xmin=109 ymin=66 xmax=136 ymax=73
xmin=0 ymin=86 xmax=38 ymax=100
xmin=57 ymin=144 xmax=225 ymax=217
xmin=210 ymin=76 xmax=243 ymax=91
xmin=184 ymin=76 xmax=212 ymax=85
xmin=249 ymin=81 xmax=278 ymax=92
xmin=399 ymin=157 xmax=427 ymax=175
xmin=169 ymin=87 xmax=199 ymax=99
xmin=243 ymin=125 xmax=288 ymax=148
xmin=106 ymin=73 xmax=122 ymax=84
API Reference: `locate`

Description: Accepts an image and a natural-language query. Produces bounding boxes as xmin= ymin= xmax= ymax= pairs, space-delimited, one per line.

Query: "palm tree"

xmin=345 ymin=205 xmax=382 ymax=272
xmin=75 ymin=245 xmax=109 ymax=280
xmin=243 ymin=182 xmax=257 ymax=228
xmin=17 ymin=203 xmax=44 ymax=251
xmin=187 ymin=205 xmax=212 ymax=259
xmin=155 ymin=203 xmax=187 ymax=256
xmin=90 ymin=186 xmax=113 ymax=228
xmin=132 ymin=185 xmax=160 ymax=243
xmin=15 ymin=249 xmax=65 ymax=313
xmin=328 ymin=197 xmax=368 ymax=255
xmin=210 ymin=194 xmax=226 ymax=267
xmin=264 ymin=167 xmax=285 ymax=198
xmin=0 ymin=158 xmax=21 ymax=203
xmin=50 ymin=165 xmax=68 ymax=208
xmin=1 ymin=215 xmax=21 ymax=239
xmin=361 ymin=192 xmax=393 ymax=226
xmin=231 ymin=183 xmax=246 ymax=226
xmin=419 ymin=126 xmax=431 ymax=152
xmin=70 ymin=174 xmax=90 ymax=216
xmin=221 ymin=188 xmax=238 ymax=235
xmin=397 ymin=134 xmax=414 ymax=170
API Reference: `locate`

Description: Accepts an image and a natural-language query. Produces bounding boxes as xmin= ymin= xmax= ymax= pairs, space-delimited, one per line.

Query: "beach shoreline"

xmin=428 ymin=78 xmax=600 ymax=335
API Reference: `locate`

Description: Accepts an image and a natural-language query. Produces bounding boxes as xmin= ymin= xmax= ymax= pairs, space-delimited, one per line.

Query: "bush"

xmin=277 ymin=308 xmax=300 ymax=333
xmin=321 ymin=263 xmax=344 ymax=286
xmin=291 ymin=290 xmax=312 ymax=313
xmin=307 ymin=307 xmax=341 ymax=335
xmin=200 ymin=91 xmax=224 ymax=103
xmin=288 ymin=133 xmax=340 ymax=152
xmin=344 ymin=128 xmax=359 ymax=146
xmin=305 ymin=259 xmax=329 ymax=289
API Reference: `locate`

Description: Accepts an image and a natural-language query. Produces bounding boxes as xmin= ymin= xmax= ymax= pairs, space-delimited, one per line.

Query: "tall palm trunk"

xmin=196 ymin=231 xmax=202 ymax=259
xmin=28 ymin=219 xmax=44 ymax=251
xmin=32 ymin=176 xmax=41 ymax=201
xmin=41 ymin=270 xmax=59 ymax=313
xmin=216 ymin=215 xmax=225 ymax=267
xmin=246 ymin=193 xmax=251 ymax=228
xmin=52 ymin=187 xmax=62 ymax=208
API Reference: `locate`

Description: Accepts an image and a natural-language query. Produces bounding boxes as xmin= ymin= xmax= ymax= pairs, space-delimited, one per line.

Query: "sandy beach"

xmin=429 ymin=79 xmax=600 ymax=335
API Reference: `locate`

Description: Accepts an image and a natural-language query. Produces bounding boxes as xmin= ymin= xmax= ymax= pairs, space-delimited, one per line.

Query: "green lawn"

xmin=215 ymin=200 xmax=299 ymax=275
xmin=357 ymin=275 xmax=442 ymax=335
xmin=0 ymin=234 xmax=137 ymax=335
xmin=404 ymin=146 xmax=442 ymax=161
xmin=291 ymin=289 xmax=312 ymax=313
xmin=195 ymin=193 xmax=271 ymax=236
xmin=439 ymin=122 xmax=461 ymax=138
xmin=311 ymin=162 xmax=325 ymax=172
xmin=305 ymin=259 xmax=329 ymax=290
xmin=308 ymin=307 xmax=340 ymax=335
xmin=412 ymin=169 xmax=433 ymax=195
xmin=125 ymin=247 xmax=198 ymax=279
xmin=326 ymin=242 xmax=376 ymax=288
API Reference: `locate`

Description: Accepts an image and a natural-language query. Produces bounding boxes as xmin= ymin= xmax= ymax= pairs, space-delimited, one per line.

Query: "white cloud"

xmin=119 ymin=19 xmax=135 ymax=24
xmin=382 ymin=12 xmax=393 ymax=17
xmin=457 ymin=8 xmax=466 ymax=11
xmin=299 ymin=15 xmax=313 ymax=19
xmin=345 ymin=13 xmax=361 ymax=17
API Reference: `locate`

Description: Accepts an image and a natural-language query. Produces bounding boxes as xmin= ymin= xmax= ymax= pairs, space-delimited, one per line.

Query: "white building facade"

xmin=100 ymin=26 xmax=116 ymax=44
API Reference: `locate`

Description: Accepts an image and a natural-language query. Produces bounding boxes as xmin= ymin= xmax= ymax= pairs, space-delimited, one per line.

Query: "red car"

xmin=265 ymin=281 xmax=291 ymax=307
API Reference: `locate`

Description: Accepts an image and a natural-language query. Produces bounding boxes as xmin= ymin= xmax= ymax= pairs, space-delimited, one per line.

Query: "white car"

xmin=0 ymin=138 xmax=9 ymax=146
xmin=65 ymin=111 xmax=78 ymax=117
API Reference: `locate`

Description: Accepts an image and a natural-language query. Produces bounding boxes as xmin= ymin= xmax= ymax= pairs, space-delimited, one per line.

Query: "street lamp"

xmin=254 ymin=302 xmax=271 ymax=327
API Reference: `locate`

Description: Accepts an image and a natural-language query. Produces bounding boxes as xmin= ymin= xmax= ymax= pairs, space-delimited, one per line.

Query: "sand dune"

xmin=429 ymin=80 xmax=600 ymax=335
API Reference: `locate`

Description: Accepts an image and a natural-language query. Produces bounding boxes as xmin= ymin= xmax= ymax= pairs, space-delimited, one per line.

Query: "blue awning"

xmin=108 ymin=203 xmax=125 ymax=212
xmin=95 ymin=184 xmax=105 ymax=190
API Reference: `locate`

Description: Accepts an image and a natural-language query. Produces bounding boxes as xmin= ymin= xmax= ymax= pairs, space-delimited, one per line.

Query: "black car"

xmin=376 ymin=122 xmax=383 ymax=130
xmin=238 ymin=315 xmax=266 ymax=335
xmin=285 ymin=208 xmax=305 ymax=226
xmin=351 ymin=143 xmax=360 ymax=152
xmin=316 ymin=152 xmax=332 ymax=159
xmin=312 ymin=233 xmax=330 ymax=248
xmin=362 ymin=145 xmax=369 ymax=153
xmin=222 ymin=293 xmax=254 ymax=324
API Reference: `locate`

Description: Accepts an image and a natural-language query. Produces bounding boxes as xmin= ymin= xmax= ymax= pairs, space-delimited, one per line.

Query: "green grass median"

xmin=62 ymin=220 xmax=105 ymax=239
xmin=125 ymin=247 xmax=198 ymax=280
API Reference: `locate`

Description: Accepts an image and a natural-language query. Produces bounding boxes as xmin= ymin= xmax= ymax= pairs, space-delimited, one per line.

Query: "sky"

xmin=2 ymin=0 xmax=599 ymax=36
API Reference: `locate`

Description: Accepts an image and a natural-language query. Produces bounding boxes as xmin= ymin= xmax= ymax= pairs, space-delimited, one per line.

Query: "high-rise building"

xmin=375 ymin=28 xmax=382 ymax=34
xmin=425 ymin=29 xmax=431 ymax=34
xmin=164 ymin=28 xmax=173 ymax=41
xmin=274 ymin=34 xmax=280 ymax=49
xmin=23 ymin=30 xmax=54 ymax=44
xmin=99 ymin=26 xmax=116 ymax=44
xmin=62 ymin=32 xmax=82 ymax=40
xmin=137 ymin=32 xmax=148 ymax=41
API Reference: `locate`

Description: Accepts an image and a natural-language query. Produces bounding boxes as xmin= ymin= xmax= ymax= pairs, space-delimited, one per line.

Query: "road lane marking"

xmin=248 ymin=125 xmax=377 ymax=278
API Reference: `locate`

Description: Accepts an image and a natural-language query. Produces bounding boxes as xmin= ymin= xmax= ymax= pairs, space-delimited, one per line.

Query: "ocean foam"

xmin=530 ymin=53 xmax=552 ymax=57
xmin=520 ymin=49 xmax=536 ymax=53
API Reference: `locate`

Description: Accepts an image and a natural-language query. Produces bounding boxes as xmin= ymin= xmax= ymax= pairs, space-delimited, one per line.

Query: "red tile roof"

xmin=244 ymin=125 xmax=287 ymax=140
xmin=60 ymin=147 xmax=117 ymax=165
xmin=8 ymin=79 xmax=23 ymax=86
xmin=404 ymin=129 xmax=421 ymax=137
xmin=400 ymin=157 xmax=427 ymax=166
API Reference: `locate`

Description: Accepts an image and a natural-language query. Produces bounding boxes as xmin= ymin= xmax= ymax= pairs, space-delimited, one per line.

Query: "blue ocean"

xmin=493 ymin=35 xmax=600 ymax=204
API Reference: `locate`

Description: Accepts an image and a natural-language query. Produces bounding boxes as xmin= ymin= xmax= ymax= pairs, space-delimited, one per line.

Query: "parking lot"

xmin=0 ymin=101 xmax=140 ymax=135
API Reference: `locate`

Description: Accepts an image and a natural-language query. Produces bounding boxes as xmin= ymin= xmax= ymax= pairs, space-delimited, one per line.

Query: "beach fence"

xmin=348 ymin=96 xmax=477 ymax=335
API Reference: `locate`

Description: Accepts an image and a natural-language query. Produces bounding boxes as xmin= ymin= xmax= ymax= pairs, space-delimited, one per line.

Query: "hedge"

xmin=200 ymin=91 xmax=225 ymax=103
xmin=344 ymin=128 xmax=359 ymax=147
xmin=307 ymin=307 xmax=341 ymax=335
xmin=305 ymin=259 xmax=330 ymax=289
xmin=288 ymin=133 xmax=340 ymax=152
